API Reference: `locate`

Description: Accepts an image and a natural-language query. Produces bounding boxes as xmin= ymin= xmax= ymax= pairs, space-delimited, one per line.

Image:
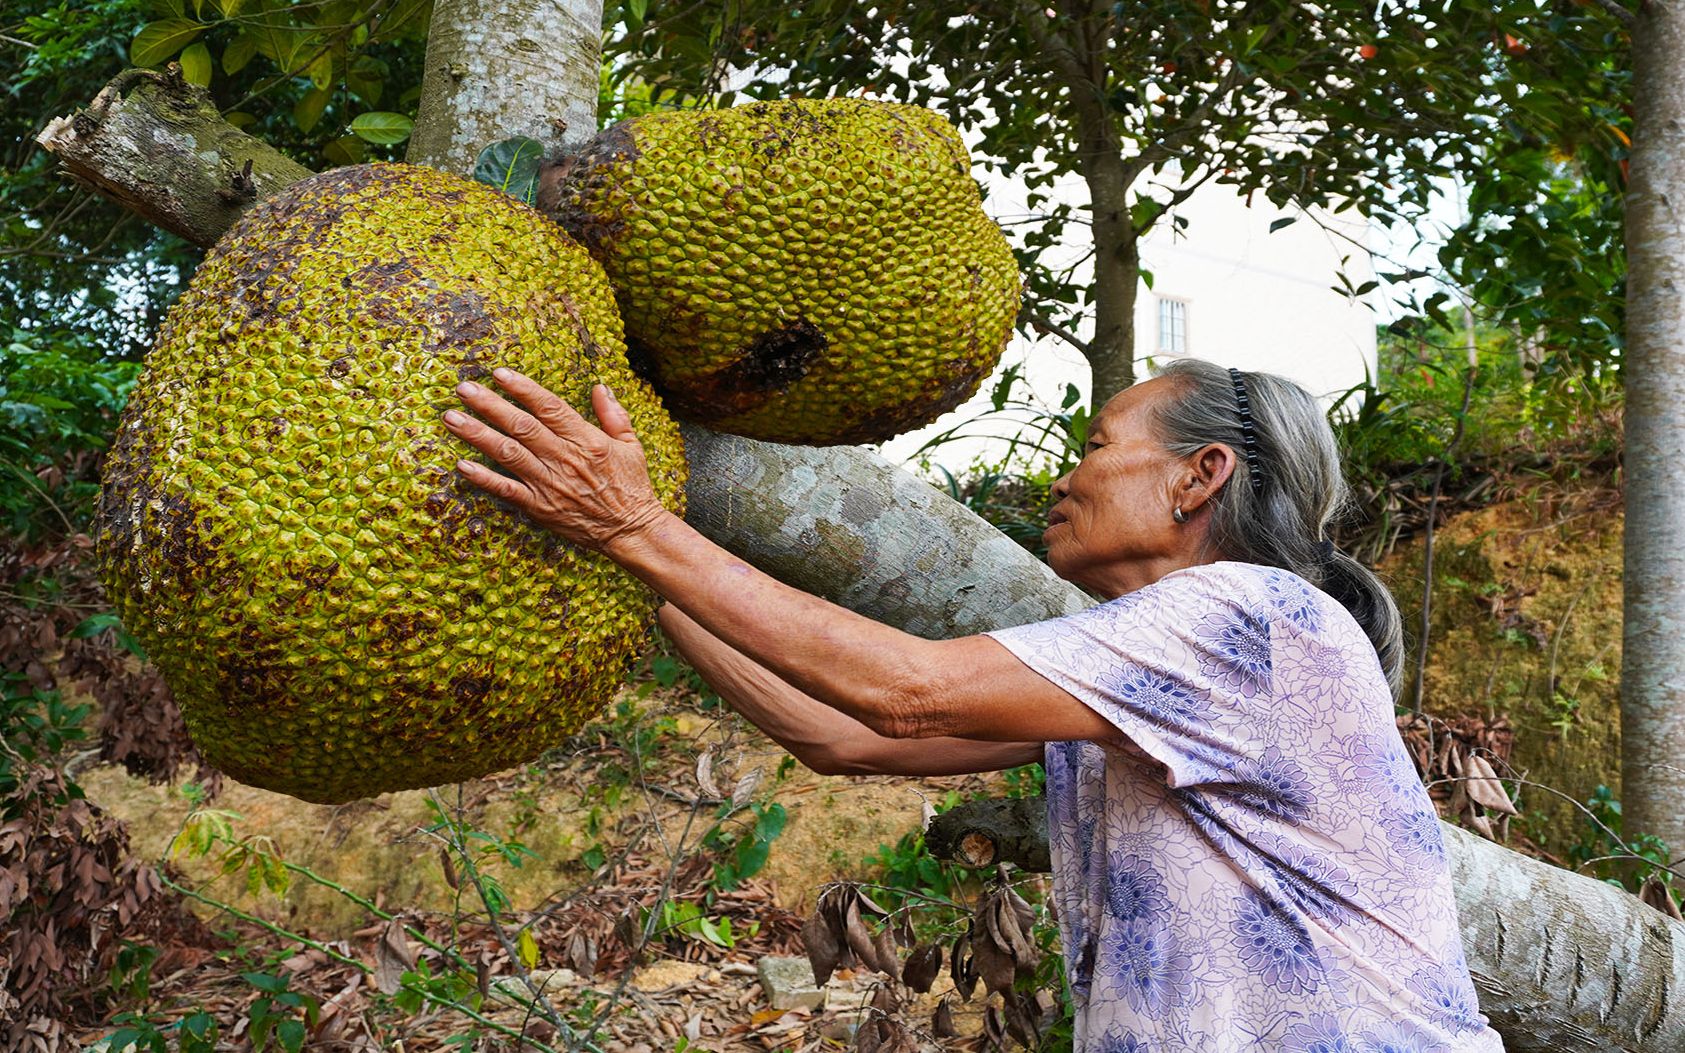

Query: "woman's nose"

xmin=1051 ymin=473 xmax=1071 ymax=500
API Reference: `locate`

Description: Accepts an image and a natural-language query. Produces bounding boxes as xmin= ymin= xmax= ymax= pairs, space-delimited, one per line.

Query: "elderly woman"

xmin=444 ymin=359 xmax=1504 ymax=1052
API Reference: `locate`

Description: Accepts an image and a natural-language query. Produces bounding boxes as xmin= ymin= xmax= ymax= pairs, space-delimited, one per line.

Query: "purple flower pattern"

xmin=1101 ymin=916 xmax=1197 ymax=1016
xmin=997 ymin=565 xmax=1501 ymax=1051
xmin=1094 ymin=1028 xmax=1149 ymax=1053
xmin=1099 ymin=664 xmax=1213 ymax=728
xmin=1194 ymin=607 xmax=1273 ymax=699
xmin=1282 ymin=1015 xmax=1358 ymax=1053
xmin=1230 ymin=888 xmax=1325 ymax=995
xmin=1231 ymin=745 xmax=1316 ymax=822
xmin=1359 ymin=1020 xmax=1451 ymax=1053
xmin=1266 ymin=568 xmax=1325 ymax=632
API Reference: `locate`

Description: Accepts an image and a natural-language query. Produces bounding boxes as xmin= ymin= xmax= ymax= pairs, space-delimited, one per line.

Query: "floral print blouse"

xmin=985 ymin=562 xmax=1505 ymax=1052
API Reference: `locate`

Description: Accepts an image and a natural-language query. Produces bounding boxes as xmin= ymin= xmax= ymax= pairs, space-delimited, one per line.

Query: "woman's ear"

xmin=1178 ymin=443 xmax=1238 ymax=514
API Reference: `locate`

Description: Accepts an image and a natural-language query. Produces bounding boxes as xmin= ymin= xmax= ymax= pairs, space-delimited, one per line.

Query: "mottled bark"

xmin=406 ymin=0 xmax=600 ymax=173
xmin=1622 ymin=0 xmax=1685 ymax=856
xmin=33 ymin=68 xmax=311 ymax=249
xmin=678 ymin=425 xmax=1086 ymax=637
xmin=36 ymin=26 xmax=1685 ymax=1048
xmin=1083 ymin=148 xmax=1141 ymax=406
xmin=1445 ymin=824 xmax=1685 ymax=1051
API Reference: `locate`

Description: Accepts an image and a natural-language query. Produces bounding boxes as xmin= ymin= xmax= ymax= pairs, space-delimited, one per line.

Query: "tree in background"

xmin=610 ymin=0 xmax=1622 ymax=404
xmin=1621 ymin=0 xmax=1685 ymax=861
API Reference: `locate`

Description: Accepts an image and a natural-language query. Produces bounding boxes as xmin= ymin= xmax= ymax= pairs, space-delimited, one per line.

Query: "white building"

xmin=877 ymin=168 xmax=1380 ymax=470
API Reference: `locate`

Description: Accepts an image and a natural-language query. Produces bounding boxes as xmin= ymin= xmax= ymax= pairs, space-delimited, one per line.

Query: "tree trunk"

xmin=34 ymin=41 xmax=1685 ymax=1053
xmin=1082 ymin=144 xmax=1141 ymax=405
xmin=1621 ymin=0 xmax=1685 ymax=856
xmin=407 ymin=0 xmax=600 ymax=172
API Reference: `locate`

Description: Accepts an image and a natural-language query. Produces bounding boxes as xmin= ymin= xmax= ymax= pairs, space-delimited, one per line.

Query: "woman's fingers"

xmin=441 ymin=404 xmax=554 ymax=484
xmin=592 ymin=384 xmax=639 ymax=443
xmin=453 ymin=456 xmax=534 ymax=505
xmin=487 ymin=368 xmax=599 ymax=445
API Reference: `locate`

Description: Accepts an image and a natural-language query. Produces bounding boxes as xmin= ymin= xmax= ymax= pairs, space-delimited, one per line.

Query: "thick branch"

xmin=34 ymin=68 xmax=312 ymax=248
xmin=40 ymin=64 xmax=1685 ymax=1053
xmin=678 ymin=425 xmax=1086 ymax=638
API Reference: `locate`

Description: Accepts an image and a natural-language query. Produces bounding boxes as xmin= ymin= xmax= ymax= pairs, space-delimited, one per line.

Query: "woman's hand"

xmin=443 ymin=368 xmax=670 ymax=554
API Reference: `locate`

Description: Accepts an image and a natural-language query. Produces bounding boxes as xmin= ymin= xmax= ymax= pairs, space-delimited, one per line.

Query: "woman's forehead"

xmin=1093 ymin=377 xmax=1177 ymax=439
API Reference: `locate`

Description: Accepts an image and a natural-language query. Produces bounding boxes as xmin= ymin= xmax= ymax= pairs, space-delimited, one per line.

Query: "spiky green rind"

xmin=550 ymin=98 xmax=1021 ymax=445
xmin=98 ymin=163 xmax=686 ymax=804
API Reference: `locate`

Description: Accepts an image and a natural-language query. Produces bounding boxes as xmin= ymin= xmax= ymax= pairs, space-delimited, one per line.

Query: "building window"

xmin=1157 ymin=297 xmax=1187 ymax=355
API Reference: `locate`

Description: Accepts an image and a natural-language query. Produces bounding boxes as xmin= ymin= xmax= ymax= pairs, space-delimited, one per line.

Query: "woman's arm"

xmin=657 ymin=605 xmax=1043 ymax=776
xmin=445 ymin=374 xmax=1117 ymax=745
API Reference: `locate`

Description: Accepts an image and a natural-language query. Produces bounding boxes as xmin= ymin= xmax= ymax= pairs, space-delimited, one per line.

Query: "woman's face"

xmin=1042 ymin=378 xmax=1195 ymax=597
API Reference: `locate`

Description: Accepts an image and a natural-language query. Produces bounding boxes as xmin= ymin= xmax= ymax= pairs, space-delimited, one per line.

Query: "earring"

xmin=1172 ymin=506 xmax=1187 ymax=524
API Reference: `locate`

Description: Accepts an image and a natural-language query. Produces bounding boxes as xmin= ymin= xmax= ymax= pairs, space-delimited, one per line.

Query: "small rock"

xmin=757 ymin=955 xmax=828 ymax=1011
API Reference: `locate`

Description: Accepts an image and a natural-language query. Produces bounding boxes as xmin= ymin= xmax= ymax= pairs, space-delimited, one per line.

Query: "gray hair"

xmin=1149 ymin=358 xmax=1405 ymax=696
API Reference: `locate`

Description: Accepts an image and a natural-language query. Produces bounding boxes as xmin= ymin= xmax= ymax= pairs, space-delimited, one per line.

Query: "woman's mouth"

xmin=1046 ymin=510 xmax=1068 ymax=528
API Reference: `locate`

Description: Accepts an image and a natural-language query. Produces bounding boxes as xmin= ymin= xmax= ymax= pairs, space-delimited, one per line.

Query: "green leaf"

xmin=348 ymin=111 xmax=414 ymax=145
xmin=224 ymin=111 xmax=258 ymax=129
xmin=625 ymin=0 xmax=647 ymax=29
xmin=130 ymin=20 xmax=204 ymax=67
xmin=305 ymin=50 xmax=334 ymax=92
xmin=215 ymin=0 xmax=244 ymax=14
xmin=322 ymin=135 xmax=367 ymax=166
xmin=346 ymin=56 xmax=387 ymax=106
xmin=1268 ymin=216 xmax=1297 ymax=233
xmin=293 ymin=88 xmax=331 ymax=133
xmin=277 ymin=1018 xmax=306 ymax=1053
xmin=223 ymin=34 xmax=257 ymax=75
xmin=71 ymin=612 xmax=124 ymax=638
xmin=178 ymin=41 xmax=212 ymax=86
xmin=472 ymin=137 xmax=545 ymax=204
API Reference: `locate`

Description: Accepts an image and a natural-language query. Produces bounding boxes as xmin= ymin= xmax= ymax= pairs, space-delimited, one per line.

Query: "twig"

xmin=424 ymin=786 xmax=574 ymax=1043
xmin=1023 ymin=309 xmax=1092 ymax=357
xmin=1589 ymin=0 xmax=1637 ymax=27
xmin=1412 ymin=365 xmax=1477 ymax=715
xmin=1546 ymin=581 xmax=1596 ymax=699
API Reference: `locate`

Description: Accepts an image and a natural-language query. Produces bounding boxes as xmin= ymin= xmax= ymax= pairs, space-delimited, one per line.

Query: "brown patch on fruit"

xmin=644 ymin=321 xmax=828 ymax=424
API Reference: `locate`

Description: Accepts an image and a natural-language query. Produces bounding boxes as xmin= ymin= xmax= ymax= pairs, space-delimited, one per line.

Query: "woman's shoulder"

xmin=1142 ymin=561 xmax=1359 ymax=637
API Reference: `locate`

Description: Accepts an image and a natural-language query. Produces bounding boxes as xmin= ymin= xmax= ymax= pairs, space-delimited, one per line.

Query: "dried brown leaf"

xmin=970 ymin=920 xmax=1016 ymax=997
xmin=901 ymin=943 xmax=942 ymax=993
xmin=1640 ymin=876 xmax=1685 ymax=921
xmin=372 ymin=918 xmax=417 ymax=995
xmin=932 ymin=998 xmax=957 ymax=1038
xmin=732 ymin=768 xmax=763 ymax=808
xmin=844 ymin=897 xmax=880 ymax=973
xmin=871 ymin=983 xmax=897 ymax=1016
xmin=801 ymin=910 xmax=842 ymax=986
xmin=696 ymin=750 xmax=720 ymax=799
xmin=950 ymin=933 xmax=977 ymax=1001
xmin=872 ymin=924 xmax=899 ymax=981
xmin=1463 ymin=754 xmax=1519 ymax=816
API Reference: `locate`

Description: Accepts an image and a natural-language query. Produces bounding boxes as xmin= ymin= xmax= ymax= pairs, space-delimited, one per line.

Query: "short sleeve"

xmin=985 ymin=564 xmax=1279 ymax=791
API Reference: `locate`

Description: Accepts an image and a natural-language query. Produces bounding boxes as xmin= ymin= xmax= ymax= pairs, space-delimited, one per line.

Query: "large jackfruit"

xmin=544 ymin=98 xmax=1021 ymax=445
xmin=98 ymin=163 xmax=686 ymax=804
